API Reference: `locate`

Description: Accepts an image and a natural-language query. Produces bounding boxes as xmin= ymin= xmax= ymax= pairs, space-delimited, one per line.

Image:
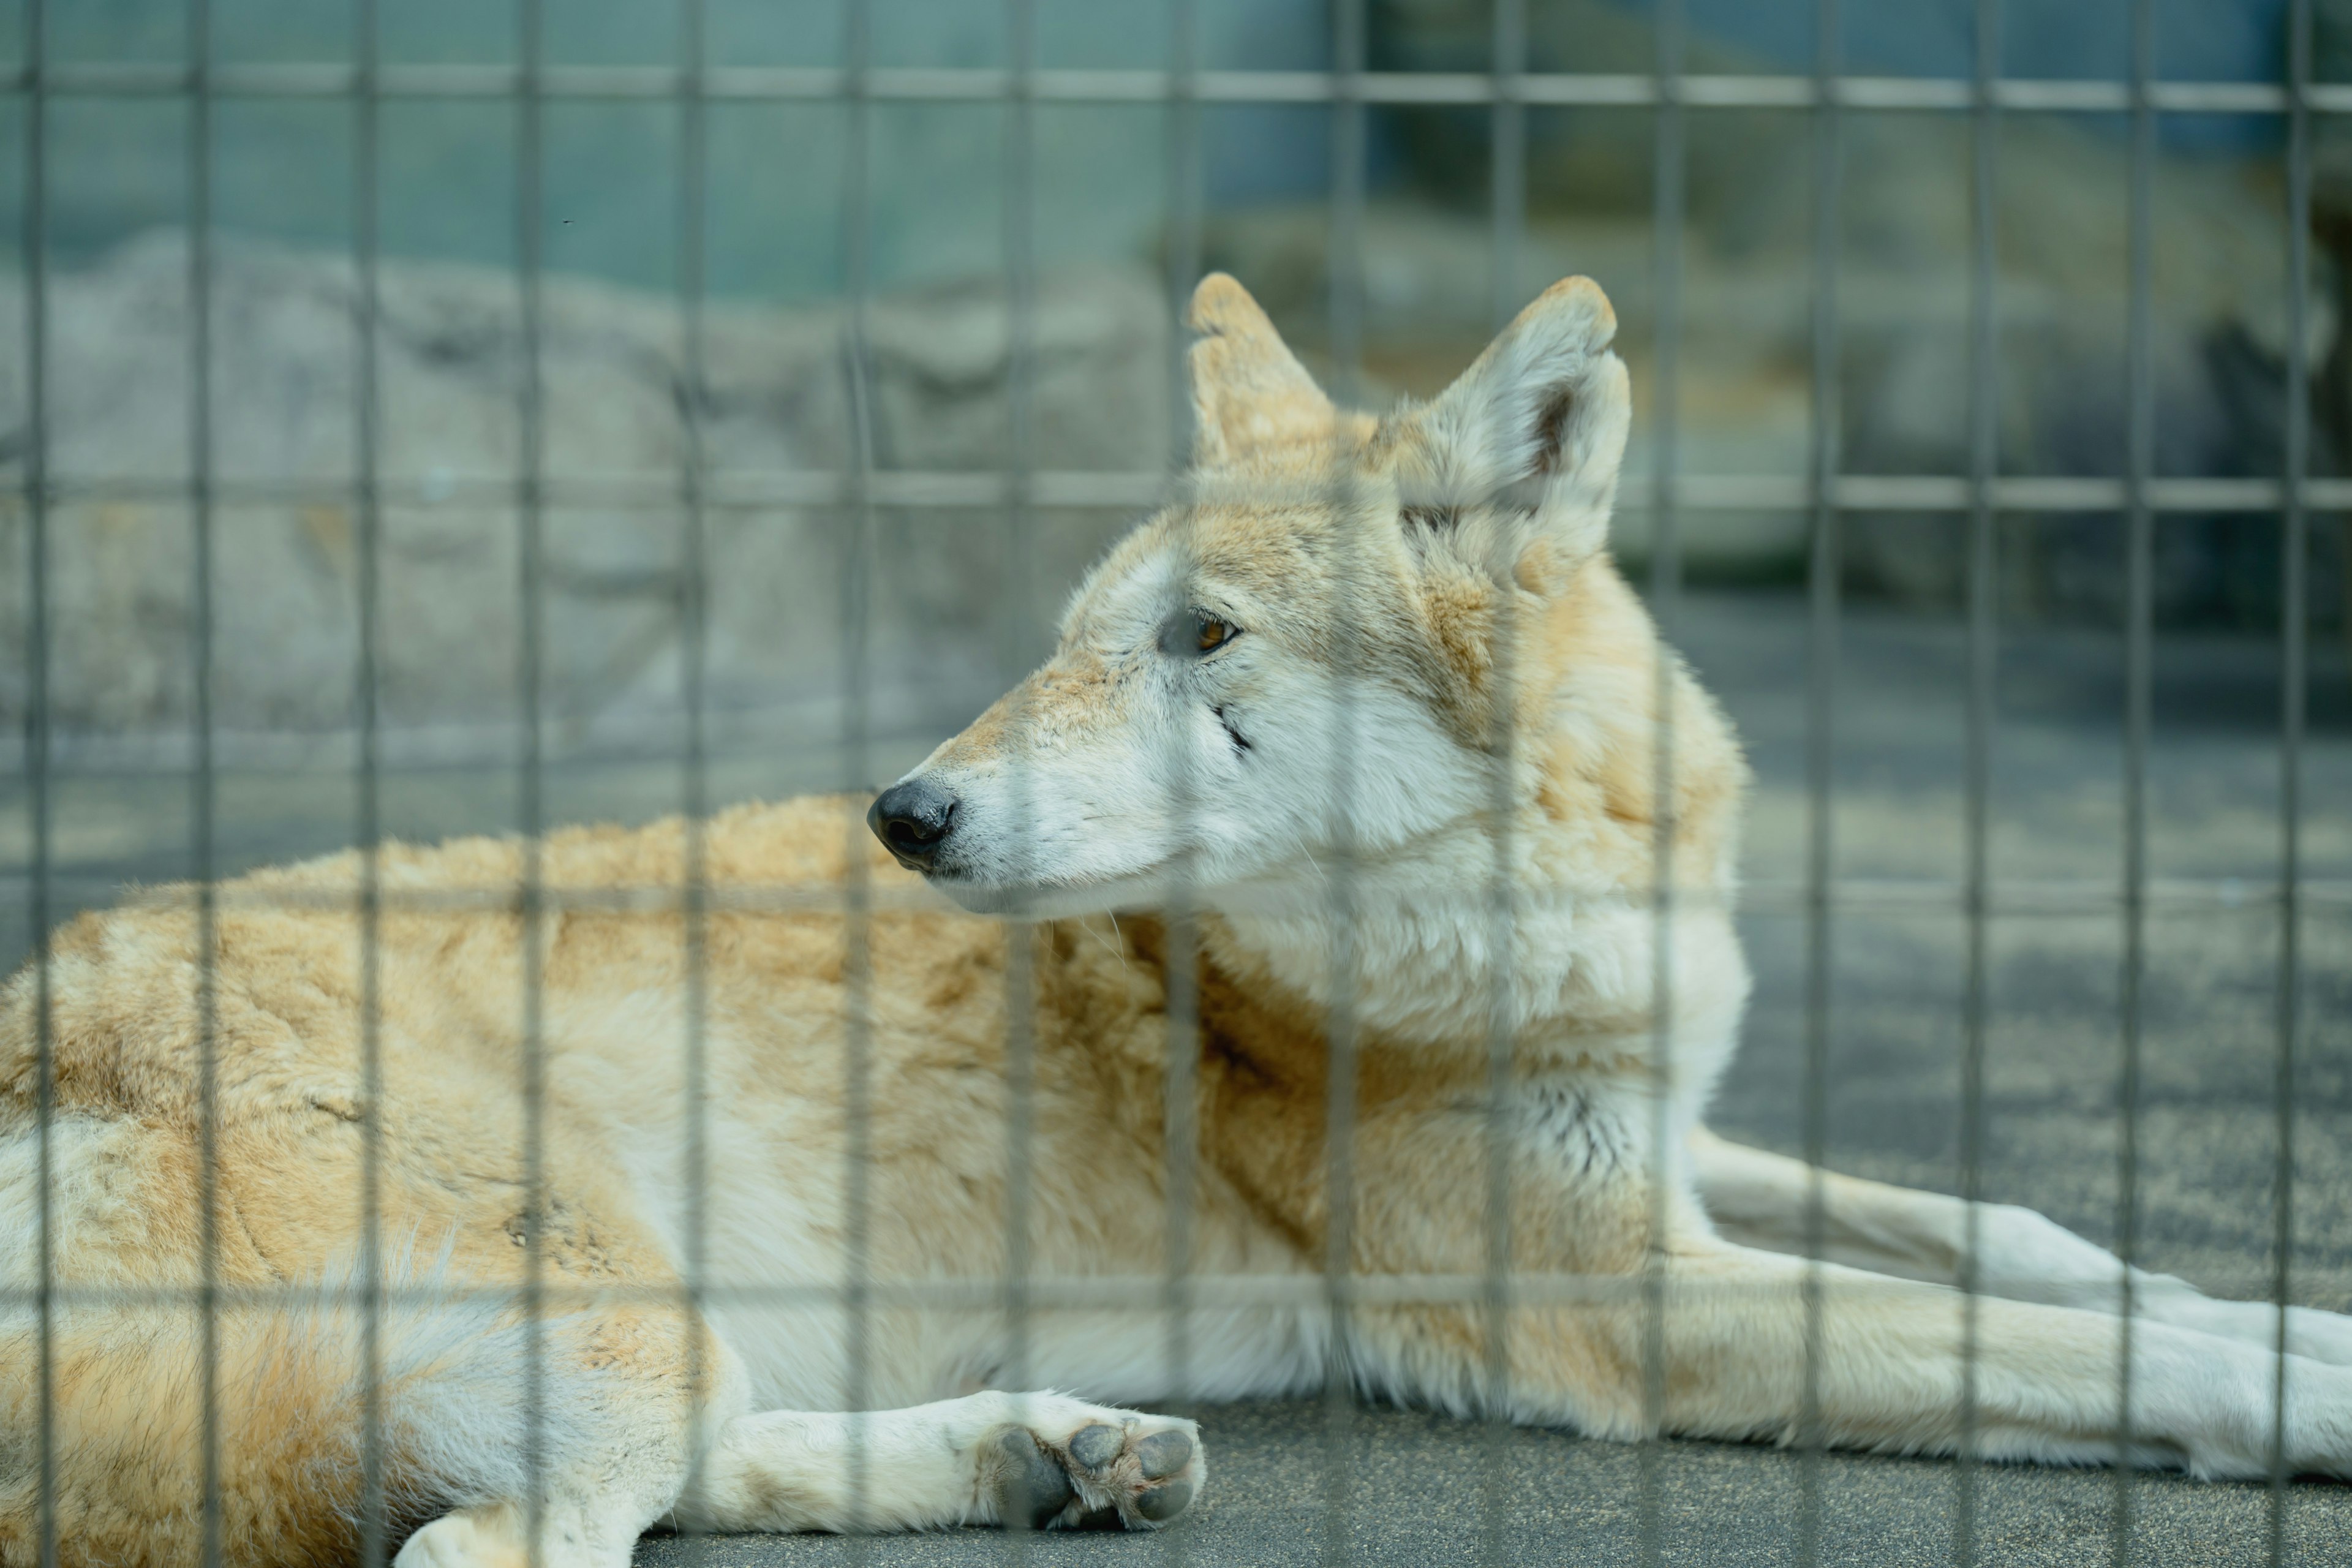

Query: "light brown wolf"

xmin=6 ymin=274 xmax=2350 ymax=1568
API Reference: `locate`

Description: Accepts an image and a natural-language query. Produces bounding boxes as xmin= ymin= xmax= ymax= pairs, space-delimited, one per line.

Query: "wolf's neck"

xmin=1060 ymin=554 xmax=1747 ymax=1095
xmin=1198 ymin=810 xmax=1745 ymax=1071
xmin=1195 ymin=563 xmax=1753 ymax=1072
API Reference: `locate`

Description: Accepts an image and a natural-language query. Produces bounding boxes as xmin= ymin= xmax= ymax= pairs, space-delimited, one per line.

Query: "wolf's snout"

xmin=868 ymin=778 xmax=959 ymax=870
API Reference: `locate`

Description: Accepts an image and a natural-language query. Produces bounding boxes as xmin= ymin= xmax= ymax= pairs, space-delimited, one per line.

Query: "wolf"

xmin=5 ymin=273 xmax=2350 ymax=1568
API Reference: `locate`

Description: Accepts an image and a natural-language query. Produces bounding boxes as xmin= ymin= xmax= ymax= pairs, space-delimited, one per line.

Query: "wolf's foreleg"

xmin=670 ymin=1390 xmax=1204 ymax=1533
xmin=1535 ymin=1240 xmax=2352 ymax=1477
xmin=386 ymin=1302 xmax=734 ymax=1568
xmin=392 ymin=1496 xmax=657 ymax=1568
xmin=1689 ymin=1126 xmax=2352 ymax=1365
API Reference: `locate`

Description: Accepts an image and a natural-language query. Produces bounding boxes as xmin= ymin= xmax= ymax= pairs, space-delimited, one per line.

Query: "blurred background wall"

xmin=0 ymin=0 xmax=2345 ymax=753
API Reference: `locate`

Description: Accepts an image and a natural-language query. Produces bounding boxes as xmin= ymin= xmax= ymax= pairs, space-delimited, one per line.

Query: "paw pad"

xmin=1136 ymin=1430 xmax=1191 ymax=1480
xmin=992 ymin=1428 xmax=1077 ymax=1529
xmin=1136 ymin=1478 xmax=1194 ymax=1521
xmin=989 ymin=1410 xmax=1204 ymax=1532
xmin=1067 ymin=1424 xmax=1123 ymax=1471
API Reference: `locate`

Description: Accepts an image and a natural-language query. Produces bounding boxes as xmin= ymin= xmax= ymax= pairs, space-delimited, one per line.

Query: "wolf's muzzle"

xmin=868 ymin=777 xmax=960 ymax=870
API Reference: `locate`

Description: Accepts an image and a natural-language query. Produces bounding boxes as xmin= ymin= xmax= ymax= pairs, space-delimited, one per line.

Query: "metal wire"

xmin=1480 ymin=10 xmax=1527 ymax=1566
xmin=1158 ymin=28 xmax=1204 ymax=1568
xmin=1 ymin=61 xmax=2338 ymax=114
xmin=29 ymin=468 xmax=2352 ymax=516
xmin=40 ymin=1265 xmax=2285 ymax=1315
xmin=15 ymin=872 xmax=2340 ymax=922
xmin=1319 ymin=6 xmax=1370 ymax=1563
xmin=18 ymin=1 xmax=54 ymax=1565
xmin=1954 ymin=2 xmax=2003 ymax=1561
xmin=1489 ymin=0 xmax=1525 ymax=329
xmin=839 ymin=0 xmax=878 ymax=1534
xmin=1000 ymin=0 xmax=1041 ymax=1549
xmin=2114 ymin=0 xmax=2158 ymax=1557
xmin=676 ymin=0 xmax=714 ymax=1557
xmin=1638 ymin=0 xmax=1686 ymax=1561
xmin=1328 ymin=0 xmax=1367 ymax=404
xmin=513 ymin=3 xmax=551 ymax=1562
xmin=351 ymin=1 xmax=388 ymax=1562
xmin=1797 ymin=0 xmax=1842 ymax=1560
xmin=186 ymin=3 xmax=223 ymax=1564
xmin=2273 ymin=2 xmax=2315 ymax=1560
xmin=8 ymin=872 xmax=2345 ymax=921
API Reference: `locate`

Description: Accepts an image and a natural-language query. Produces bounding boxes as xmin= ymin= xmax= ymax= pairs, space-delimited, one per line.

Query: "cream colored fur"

xmin=6 ymin=273 xmax=2350 ymax=1568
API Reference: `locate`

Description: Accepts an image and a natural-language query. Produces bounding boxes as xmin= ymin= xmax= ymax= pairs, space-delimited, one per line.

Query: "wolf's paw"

xmin=393 ymin=1503 xmax=631 ymax=1568
xmin=981 ymin=1399 xmax=1204 ymax=1531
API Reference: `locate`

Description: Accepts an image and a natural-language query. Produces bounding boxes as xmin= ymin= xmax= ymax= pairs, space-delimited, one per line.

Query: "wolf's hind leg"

xmin=1689 ymin=1126 xmax=2352 ymax=1363
xmin=1552 ymin=1238 xmax=2352 ymax=1477
xmin=672 ymin=1391 xmax=1204 ymax=1534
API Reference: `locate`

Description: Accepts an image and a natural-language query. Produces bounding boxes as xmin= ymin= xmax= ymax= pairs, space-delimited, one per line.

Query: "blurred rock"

xmin=0 ymin=233 xmax=1170 ymax=746
xmin=1323 ymin=0 xmax=2351 ymax=630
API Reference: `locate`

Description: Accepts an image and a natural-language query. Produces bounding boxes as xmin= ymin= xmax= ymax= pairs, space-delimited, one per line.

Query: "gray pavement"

xmin=640 ymin=1398 xmax=2350 ymax=1567
xmin=4 ymin=588 xmax=2350 ymax=1563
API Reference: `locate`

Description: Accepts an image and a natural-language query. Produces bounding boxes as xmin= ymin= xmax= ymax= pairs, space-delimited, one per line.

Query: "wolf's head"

xmin=869 ymin=272 xmax=1662 ymax=920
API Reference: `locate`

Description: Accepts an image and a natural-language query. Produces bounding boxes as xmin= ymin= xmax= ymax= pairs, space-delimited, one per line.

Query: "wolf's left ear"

xmin=1405 ymin=276 xmax=1630 ymax=583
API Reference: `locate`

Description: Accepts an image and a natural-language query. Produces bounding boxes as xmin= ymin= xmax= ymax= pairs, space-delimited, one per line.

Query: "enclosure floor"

xmin=634 ymin=1397 xmax=2352 ymax=1567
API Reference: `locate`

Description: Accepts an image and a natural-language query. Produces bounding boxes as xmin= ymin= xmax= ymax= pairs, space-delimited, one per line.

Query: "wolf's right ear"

xmin=1186 ymin=274 xmax=1337 ymax=467
xmin=1406 ymin=276 xmax=1630 ymax=584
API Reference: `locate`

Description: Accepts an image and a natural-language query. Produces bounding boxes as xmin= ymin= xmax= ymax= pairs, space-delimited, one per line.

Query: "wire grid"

xmin=2 ymin=1 xmax=2326 ymax=1566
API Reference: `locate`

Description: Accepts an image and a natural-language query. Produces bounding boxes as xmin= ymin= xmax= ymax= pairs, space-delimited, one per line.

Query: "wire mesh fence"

xmin=2 ymin=1 xmax=2346 ymax=1567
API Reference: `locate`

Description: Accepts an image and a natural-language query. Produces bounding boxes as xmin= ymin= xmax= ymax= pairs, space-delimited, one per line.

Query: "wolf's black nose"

xmin=868 ymin=778 xmax=959 ymax=870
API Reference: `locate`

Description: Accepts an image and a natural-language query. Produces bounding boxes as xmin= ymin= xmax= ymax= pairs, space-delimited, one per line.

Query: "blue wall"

xmin=0 ymin=0 xmax=2291 ymax=300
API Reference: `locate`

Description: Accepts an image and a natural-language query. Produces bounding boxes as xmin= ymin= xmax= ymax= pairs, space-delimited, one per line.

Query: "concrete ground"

xmin=4 ymin=587 xmax=2350 ymax=1564
xmin=639 ymin=1398 xmax=2352 ymax=1567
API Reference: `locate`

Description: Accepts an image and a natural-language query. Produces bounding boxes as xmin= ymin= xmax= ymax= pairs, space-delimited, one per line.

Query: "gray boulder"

xmin=0 ymin=233 xmax=1172 ymax=753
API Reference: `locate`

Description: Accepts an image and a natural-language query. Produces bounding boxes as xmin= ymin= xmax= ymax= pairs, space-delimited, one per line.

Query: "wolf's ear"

xmin=1404 ymin=276 xmax=1630 ymax=583
xmin=1186 ymin=273 xmax=1337 ymax=467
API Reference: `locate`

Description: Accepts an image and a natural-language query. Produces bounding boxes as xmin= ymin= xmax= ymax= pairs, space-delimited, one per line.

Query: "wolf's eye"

xmin=1163 ymin=609 xmax=1241 ymax=658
